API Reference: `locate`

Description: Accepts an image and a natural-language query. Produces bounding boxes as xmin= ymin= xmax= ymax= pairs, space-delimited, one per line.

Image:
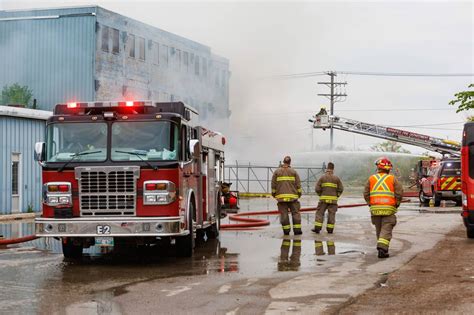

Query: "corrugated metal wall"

xmin=0 ymin=8 xmax=97 ymax=111
xmin=0 ymin=117 xmax=45 ymax=214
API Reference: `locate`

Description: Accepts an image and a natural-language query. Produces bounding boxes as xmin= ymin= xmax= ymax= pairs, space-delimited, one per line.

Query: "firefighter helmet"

xmin=375 ymin=157 xmax=393 ymax=171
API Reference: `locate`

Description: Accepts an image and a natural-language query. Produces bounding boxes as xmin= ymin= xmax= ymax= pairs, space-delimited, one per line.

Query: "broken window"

xmin=183 ymin=51 xmax=189 ymax=69
xmin=195 ymin=56 xmax=200 ymax=75
xmin=128 ymin=34 xmax=135 ymax=58
xmin=152 ymin=41 xmax=159 ymax=65
xmin=101 ymin=25 xmax=109 ymax=52
xmin=112 ymin=28 xmax=120 ymax=54
xmin=161 ymin=45 xmax=169 ymax=66
xmin=138 ymin=37 xmax=145 ymax=61
xmin=202 ymin=57 xmax=207 ymax=77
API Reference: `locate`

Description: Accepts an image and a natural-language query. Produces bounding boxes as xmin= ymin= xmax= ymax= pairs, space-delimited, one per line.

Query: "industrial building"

xmin=0 ymin=6 xmax=230 ymax=127
xmin=0 ymin=106 xmax=51 ymax=214
xmin=0 ymin=6 xmax=230 ymax=214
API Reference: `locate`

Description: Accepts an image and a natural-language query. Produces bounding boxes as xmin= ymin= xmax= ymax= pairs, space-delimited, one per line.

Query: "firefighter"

xmin=271 ymin=156 xmax=303 ymax=235
xmin=363 ymin=157 xmax=403 ymax=258
xmin=312 ymin=162 xmax=344 ymax=234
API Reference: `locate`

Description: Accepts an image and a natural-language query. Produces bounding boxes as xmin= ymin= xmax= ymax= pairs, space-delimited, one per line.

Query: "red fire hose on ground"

xmin=221 ymin=193 xmax=415 ymax=230
xmin=221 ymin=203 xmax=369 ymax=230
xmin=0 ymin=235 xmax=38 ymax=246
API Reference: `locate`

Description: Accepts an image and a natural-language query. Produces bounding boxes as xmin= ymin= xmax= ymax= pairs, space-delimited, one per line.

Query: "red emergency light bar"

xmin=66 ymin=101 xmax=152 ymax=108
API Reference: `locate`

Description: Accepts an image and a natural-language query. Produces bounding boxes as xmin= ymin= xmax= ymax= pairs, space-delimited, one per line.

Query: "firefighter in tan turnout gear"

xmin=271 ymin=156 xmax=303 ymax=235
xmin=364 ymin=157 xmax=403 ymax=258
xmin=312 ymin=162 xmax=344 ymax=234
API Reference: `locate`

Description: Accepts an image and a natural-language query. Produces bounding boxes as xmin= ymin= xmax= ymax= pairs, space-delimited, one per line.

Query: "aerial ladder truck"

xmin=310 ymin=111 xmax=462 ymax=205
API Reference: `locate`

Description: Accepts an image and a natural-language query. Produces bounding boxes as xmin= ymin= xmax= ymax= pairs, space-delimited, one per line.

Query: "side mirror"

xmin=188 ymin=139 xmax=200 ymax=159
xmin=34 ymin=142 xmax=46 ymax=163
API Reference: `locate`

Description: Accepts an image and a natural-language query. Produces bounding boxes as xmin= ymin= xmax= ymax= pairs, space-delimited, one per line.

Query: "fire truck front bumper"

xmin=35 ymin=217 xmax=187 ymax=237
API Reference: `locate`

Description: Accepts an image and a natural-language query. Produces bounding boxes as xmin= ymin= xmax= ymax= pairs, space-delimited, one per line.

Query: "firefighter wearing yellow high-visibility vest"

xmin=364 ymin=157 xmax=403 ymax=259
xmin=271 ymin=156 xmax=302 ymax=235
xmin=312 ymin=162 xmax=344 ymax=234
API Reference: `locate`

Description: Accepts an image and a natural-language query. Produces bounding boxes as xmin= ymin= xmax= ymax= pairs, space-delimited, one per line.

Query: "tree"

xmin=1 ymin=83 xmax=34 ymax=108
xmin=371 ymin=140 xmax=410 ymax=154
xmin=449 ymin=83 xmax=474 ymax=113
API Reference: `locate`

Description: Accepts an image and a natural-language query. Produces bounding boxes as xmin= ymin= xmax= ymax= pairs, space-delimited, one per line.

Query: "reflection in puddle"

xmin=278 ymin=239 xmax=301 ymax=271
xmin=315 ymin=240 xmax=336 ymax=256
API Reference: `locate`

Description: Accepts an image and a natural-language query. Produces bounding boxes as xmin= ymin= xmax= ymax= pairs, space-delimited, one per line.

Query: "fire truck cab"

xmin=34 ymin=101 xmax=225 ymax=258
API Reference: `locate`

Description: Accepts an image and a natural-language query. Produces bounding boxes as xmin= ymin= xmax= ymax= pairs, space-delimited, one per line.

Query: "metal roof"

xmin=0 ymin=105 xmax=52 ymax=120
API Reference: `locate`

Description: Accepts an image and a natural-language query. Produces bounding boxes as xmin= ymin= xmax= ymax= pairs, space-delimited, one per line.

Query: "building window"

xmin=101 ymin=25 xmax=109 ymax=52
xmin=152 ymin=42 xmax=159 ymax=65
xmin=176 ymin=49 xmax=181 ymax=70
xmin=138 ymin=37 xmax=145 ymax=61
xmin=128 ymin=34 xmax=135 ymax=58
xmin=221 ymin=70 xmax=226 ymax=87
xmin=161 ymin=45 xmax=169 ymax=66
xmin=183 ymin=51 xmax=189 ymax=70
xmin=202 ymin=57 xmax=207 ymax=77
xmin=11 ymin=160 xmax=19 ymax=195
xmin=195 ymin=56 xmax=200 ymax=75
xmin=112 ymin=28 xmax=120 ymax=54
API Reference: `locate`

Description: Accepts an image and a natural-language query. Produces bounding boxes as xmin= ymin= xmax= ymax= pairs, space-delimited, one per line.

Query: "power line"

xmin=273 ymin=70 xmax=474 ymax=79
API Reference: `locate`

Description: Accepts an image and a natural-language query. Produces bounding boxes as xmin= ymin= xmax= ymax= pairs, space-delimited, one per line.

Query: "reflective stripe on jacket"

xmin=271 ymin=165 xmax=301 ymax=202
xmin=315 ymin=170 xmax=344 ymax=204
xmin=368 ymin=173 xmax=397 ymax=215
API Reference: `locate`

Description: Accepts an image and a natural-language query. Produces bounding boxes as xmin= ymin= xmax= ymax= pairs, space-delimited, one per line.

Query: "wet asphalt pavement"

xmin=0 ymin=195 xmax=462 ymax=314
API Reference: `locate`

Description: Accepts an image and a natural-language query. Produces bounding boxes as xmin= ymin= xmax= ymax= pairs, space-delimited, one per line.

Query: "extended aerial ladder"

xmin=309 ymin=112 xmax=461 ymax=157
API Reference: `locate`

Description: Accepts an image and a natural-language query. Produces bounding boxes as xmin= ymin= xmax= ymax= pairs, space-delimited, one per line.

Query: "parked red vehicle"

xmin=419 ymin=159 xmax=462 ymax=206
xmin=462 ymin=122 xmax=474 ymax=238
xmin=34 ymin=101 xmax=226 ymax=258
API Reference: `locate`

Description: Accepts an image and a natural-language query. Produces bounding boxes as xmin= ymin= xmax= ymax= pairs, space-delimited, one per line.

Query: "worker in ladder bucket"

xmin=364 ymin=157 xmax=403 ymax=259
xmin=312 ymin=162 xmax=344 ymax=234
xmin=271 ymin=156 xmax=303 ymax=235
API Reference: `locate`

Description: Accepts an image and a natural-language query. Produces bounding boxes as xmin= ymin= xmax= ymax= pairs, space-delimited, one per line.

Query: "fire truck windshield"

xmin=111 ymin=121 xmax=178 ymax=161
xmin=46 ymin=123 xmax=107 ymax=162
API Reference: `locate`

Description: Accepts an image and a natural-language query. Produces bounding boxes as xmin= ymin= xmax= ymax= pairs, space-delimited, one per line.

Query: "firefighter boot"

xmin=377 ymin=248 xmax=389 ymax=259
xmin=312 ymin=221 xmax=323 ymax=234
xmin=311 ymin=228 xmax=320 ymax=234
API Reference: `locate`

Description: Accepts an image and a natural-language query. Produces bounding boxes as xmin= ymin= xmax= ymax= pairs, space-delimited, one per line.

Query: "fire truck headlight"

xmin=48 ymin=196 xmax=59 ymax=204
xmin=44 ymin=182 xmax=72 ymax=206
xmin=59 ymin=196 xmax=70 ymax=204
xmin=146 ymin=195 xmax=157 ymax=203
xmin=143 ymin=180 xmax=176 ymax=205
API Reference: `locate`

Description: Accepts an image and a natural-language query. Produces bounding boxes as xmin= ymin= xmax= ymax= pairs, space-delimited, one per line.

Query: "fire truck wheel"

xmin=467 ymin=228 xmax=474 ymax=239
xmin=433 ymin=192 xmax=441 ymax=207
xmin=176 ymin=202 xmax=195 ymax=257
xmin=207 ymin=203 xmax=221 ymax=239
xmin=456 ymin=199 xmax=462 ymax=207
xmin=419 ymin=190 xmax=429 ymax=205
xmin=62 ymin=238 xmax=83 ymax=259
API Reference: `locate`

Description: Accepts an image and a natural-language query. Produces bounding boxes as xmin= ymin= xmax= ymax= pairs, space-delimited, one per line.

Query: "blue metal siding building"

xmin=0 ymin=7 xmax=96 ymax=110
xmin=0 ymin=6 xmax=230 ymax=127
xmin=0 ymin=106 xmax=51 ymax=214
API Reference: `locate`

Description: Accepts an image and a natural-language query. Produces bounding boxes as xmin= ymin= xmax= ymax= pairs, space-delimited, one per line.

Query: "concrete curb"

xmin=0 ymin=212 xmax=37 ymax=222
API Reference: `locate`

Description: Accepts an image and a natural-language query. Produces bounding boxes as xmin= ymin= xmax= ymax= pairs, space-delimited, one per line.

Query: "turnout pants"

xmin=278 ymin=201 xmax=302 ymax=234
xmin=371 ymin=214 xmax=397 ymax=251
xmin=314 ymin=201 xmax=338 ymax=233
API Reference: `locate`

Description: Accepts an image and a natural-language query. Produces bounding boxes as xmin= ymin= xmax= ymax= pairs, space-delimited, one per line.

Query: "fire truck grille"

xmin=76 ymin=166 xmax=140 ymax=216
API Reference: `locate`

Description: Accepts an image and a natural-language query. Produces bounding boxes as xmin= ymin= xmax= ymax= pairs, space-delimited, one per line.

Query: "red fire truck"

xmin=34 ymin=101 xmax=226 ymax=258
xmin=462 ymin=122 xmax=474 ymax=238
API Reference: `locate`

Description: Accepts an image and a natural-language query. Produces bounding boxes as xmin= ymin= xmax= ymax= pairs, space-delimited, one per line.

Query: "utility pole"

xmin=317 ymin=71 xmax=347 ymax=150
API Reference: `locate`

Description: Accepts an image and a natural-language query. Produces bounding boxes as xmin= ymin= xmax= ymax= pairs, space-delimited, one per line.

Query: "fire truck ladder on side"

xmin=310 ymin=113 xmax=461 ymax=157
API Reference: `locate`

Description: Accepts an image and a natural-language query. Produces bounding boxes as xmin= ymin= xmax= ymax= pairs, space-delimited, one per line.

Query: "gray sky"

xmin=2 ymin=0 xmax=472 ymax=161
